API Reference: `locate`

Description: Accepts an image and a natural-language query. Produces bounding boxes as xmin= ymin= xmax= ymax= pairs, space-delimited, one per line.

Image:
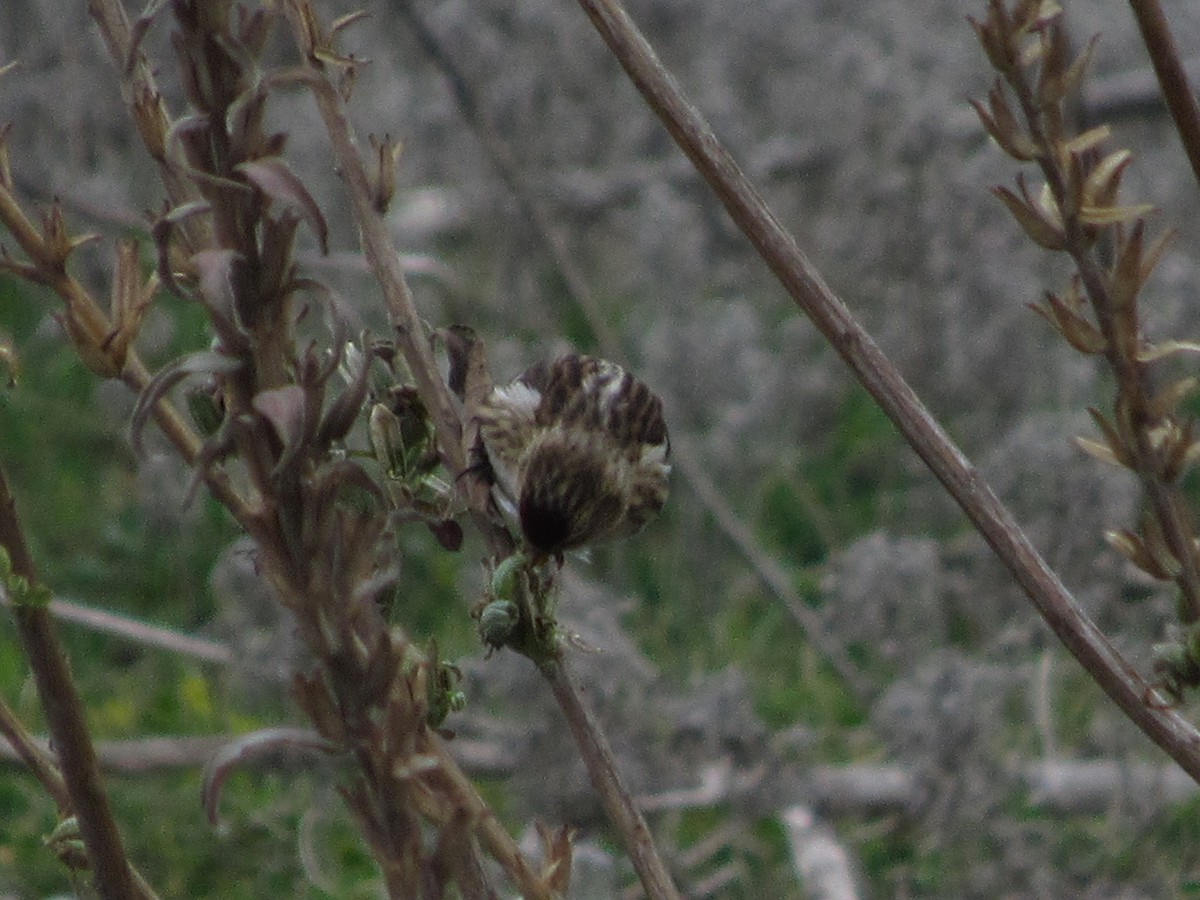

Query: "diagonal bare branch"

xmin=1126 ymin=0 xmax=1200 ymax=193
xmin=567 ymin=0 xmax=1200 ymax=782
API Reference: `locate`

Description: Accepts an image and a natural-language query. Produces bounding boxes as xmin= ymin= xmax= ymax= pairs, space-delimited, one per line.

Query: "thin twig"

xmin=0 ymin=695 xmax=71 ymax=811
xmin=7 ymin=732 xmax=1197 ymax=817
xmin=0 ymin=464 xmax=148 ymax=899
xmin=391 ymin=0 xmax=624 ymax=356
xmin=540 ymin=652 xmax=682 ymax=900
xmin=1127 ymin=0 xmax=1200 ymax=192
xmin=668 ymin=439 xmax=871 ymax=700
xmin=0 ymin=592 xmax=233 ymax=665
xmin=418 ymin=734 xmax=554 ymax=900
xmin=568 ymin=0 xmax=1200 ymax=781
xmin=281 ymin=18 xmax=506 ymax=557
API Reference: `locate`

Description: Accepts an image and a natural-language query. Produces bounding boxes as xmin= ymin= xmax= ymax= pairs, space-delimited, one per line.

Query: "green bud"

xmin=477 ymin=599 xmax=519 ymax=650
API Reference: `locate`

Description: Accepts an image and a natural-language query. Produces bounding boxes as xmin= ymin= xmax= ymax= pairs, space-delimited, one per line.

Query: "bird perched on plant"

xmin=475 ymin=353 xmax=670 ymax=558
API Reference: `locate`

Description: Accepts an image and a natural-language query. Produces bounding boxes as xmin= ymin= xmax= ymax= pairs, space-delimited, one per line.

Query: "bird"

xmin=474 ymin=353 xmax=670 ymax=557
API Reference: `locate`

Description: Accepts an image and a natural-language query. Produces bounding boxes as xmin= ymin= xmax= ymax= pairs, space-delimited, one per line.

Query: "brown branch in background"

xmin=0 ymin=695 xmax=70 ymax=811
xmin=0 ymin=465 xmax=149 ymax=899
xmin=392 ymin=0 xmax=623 ymax=357
xmin=669 ymin=439 xmax=870 ymax=699
xmin=0 ymin=593 xmax=233 ymax=666
xmin=7 ymin=732 xmax=1198 ymax=819
xmin=1127 ymin=0 xmax=1200 ymax=191
xmin=567 ymin=0 xmax=1200 ymax=781
xmin=416 ymin=735 xmax=552 ymax=900
xmin=391 ymin=0 xmax=871 ymax=702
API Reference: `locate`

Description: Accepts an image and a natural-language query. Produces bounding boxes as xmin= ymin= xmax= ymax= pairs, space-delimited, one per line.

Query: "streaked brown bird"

xmin=475 ymin=354 xmax=671 ymax=557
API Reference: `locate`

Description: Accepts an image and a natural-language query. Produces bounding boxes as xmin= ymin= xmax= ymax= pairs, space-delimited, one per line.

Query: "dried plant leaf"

xmin=104 ymin=239 xmax=155 ymax=371
xmin=1109 ymin=220 xmax=1148 ymax=310
xmin=535 ymin=822 xmax=575 ymax=895
xmin=359 ymin=629 xmax=401 ymax=710
xmin=330 ymin=10 xmax=371 ymax=36
xmin=1149 ymin=378 xmax=1199 ymax=420
xmin=202 ymin=728 xmax=339 ymax=826
xmin=970 ymin=86 xmax=1039 ymax=161
xmin=57 ymin=304 xmax=120 ymax=378
xmin=1062 ymin=124 xmax=1110 ymax=157
xmin=1025 ymin=1 xmax=1064 ymax=33
xmin=193 ymin=248 xmax=245 ymax=331
xmin=1162 ymin=418 xmax=1197 ymax=483
xmin=1062 ymin=34 xmax=1100 ymax=97
xmin=292 ymin=672 xmax=348 ymax=742
xmin=1082 ymin=148 xmax=1132 ymax=210
xmin=1138 ymin=227 xmax=1174 ymax=285
xmin=1142 ymin=514 xmax=1183 ymax=579
xmin=151 ymin=200 xmax=212 ymax=296
xmin=253 ymin=384 xmax=310 ymax=476
xmin=1077 ymin=203 xmax=1154 ymax=226
xmin=993 ymin=182 xmax=1066 ymax=250
xmin=131 ymin=351 xmax=242 ymax=458
xmin=368 ymin=133 xmax=403 ymax=211
xmin=1105 ymin=529 xmax=1172 ymax=580
xmin=1037 ymin=18 xmax=1073 ymax=109
xmin=1030 ymin=291 xmax=1106 ymax=353
xmin=1085 ymin=406 xmax=1133 ymax=468
xmin=318 ymin=336 xmax=377 ymax=448
xmin=236 ymin=158 xmax=329 ymax=254
xmin=1075 ymin=435 xmax=1121 ymax=467
xmin=1137 ymin=340 xmax=1200 ymax=363
xmin=969 ymin=13 xmax=1014 ymax=74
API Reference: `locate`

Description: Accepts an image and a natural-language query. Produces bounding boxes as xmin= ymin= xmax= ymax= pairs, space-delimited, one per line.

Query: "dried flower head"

xmin=476 ymin=354 xmax=670 ymax=556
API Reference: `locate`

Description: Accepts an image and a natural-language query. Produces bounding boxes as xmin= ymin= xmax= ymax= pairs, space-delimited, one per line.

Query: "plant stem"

xmin=0 ymin=465 xmax=147 ymax=899
xmin=0 ymin=695 xmax=70 ymax=812
xmin=281 ymin=13 xmax=508 ymax=556
xmin=540 ymin=651 xmax=682 ymax=900
xmin=569 ymin=0 xmax=1200 ymax=781
xmin=1127 ymin=0 xmax=1200 ymax=191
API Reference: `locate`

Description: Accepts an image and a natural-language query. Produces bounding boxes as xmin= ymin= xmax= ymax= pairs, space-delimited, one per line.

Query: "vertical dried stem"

xmin=0 ymin=465 xmax=148 ymax=899
xmin=279 ymin=5 xmax=682 ymax=894
xmin=567 ymin=0 xmax=1200 ymax=780
xmin=284 ymin=40 xmax=506 ymax=555
xmin=996 ymin=17 xmax=1200 ymax=625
